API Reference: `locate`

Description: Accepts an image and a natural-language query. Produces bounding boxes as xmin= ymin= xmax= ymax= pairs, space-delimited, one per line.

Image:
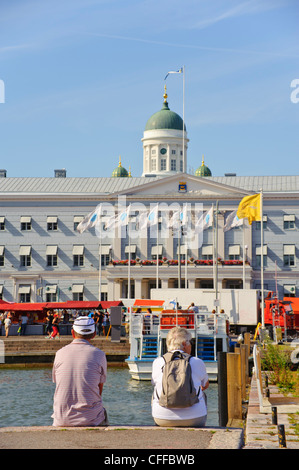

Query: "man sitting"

xmin=52 ymin=316 xmax=108 ymax=426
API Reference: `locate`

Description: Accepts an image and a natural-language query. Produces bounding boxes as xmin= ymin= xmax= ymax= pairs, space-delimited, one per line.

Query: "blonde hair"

xmin=166 ymin=327 xmax=191 ymax=351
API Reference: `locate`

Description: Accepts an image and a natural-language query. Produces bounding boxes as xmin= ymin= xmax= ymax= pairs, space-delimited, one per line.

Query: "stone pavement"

xmin=244 ymin=373 xmax=299 ymax=449
xmin=0 ymin=425 xmax=244 ymax=450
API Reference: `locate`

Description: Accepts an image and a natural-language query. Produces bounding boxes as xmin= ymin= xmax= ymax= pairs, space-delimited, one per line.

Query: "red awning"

xmin=45 ymin=301 xmax=101 ymax=310
xmin=99 ymin=301 xmax=123 ymax=309
xmin=0 ymin=302 xmax=46 ymax=312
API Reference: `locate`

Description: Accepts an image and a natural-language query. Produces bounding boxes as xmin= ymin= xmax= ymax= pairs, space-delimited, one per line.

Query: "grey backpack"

xmin=158 ymin=351 xmax=199 ymax=408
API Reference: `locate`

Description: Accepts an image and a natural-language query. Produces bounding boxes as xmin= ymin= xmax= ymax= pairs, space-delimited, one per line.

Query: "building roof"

xmin=0 ymin=174 xmax=298 ymax=196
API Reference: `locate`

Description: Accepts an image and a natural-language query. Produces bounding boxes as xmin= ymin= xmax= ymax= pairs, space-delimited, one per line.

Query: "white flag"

xmin=223 ymin=210 xmax=243 ymax=232
xmin=139 ymin=205 xmax=158 ymax=230
xmin=164 ymin=68 xmax=183 ymax=80
xmin=115 ymin=204 xmax=131 ymax=228
xmin=195 ymin=207 xmax=213 ymax=233
xmin=77 ymin=204 xmax=102 ymax=233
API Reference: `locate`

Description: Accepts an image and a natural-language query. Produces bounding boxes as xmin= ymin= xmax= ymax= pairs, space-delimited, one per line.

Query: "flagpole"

xmin=99 ymin=234 xmax=102 ymax=301
xmin=156 ymin=205 xmax=159 ymax=289
xmin=182 ymin=65 xmax=185 ymax=173
xmin=128 ymin=215 xmax=131 ymax=300
xmin=215 ymin=201 xmax=219 ymax=311
xmin=260 ymin=189 xmax=264 ymax=327
xmin=242 ymin=220 xmax=245 ymax=289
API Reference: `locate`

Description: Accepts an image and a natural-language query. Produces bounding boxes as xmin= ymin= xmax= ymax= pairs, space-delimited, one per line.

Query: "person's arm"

xmin=201 ymin=379 xmax=209 ymax=391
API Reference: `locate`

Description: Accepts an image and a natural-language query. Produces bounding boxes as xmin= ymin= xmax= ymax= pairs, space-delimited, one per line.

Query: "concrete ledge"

xmin=0 ymin=425 xmax=244 ymax=449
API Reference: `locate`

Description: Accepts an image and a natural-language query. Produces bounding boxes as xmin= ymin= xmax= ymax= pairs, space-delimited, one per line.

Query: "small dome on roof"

xmin=195 ymin=156 xmax=212 ymax=177
xmin=111 ymin=156 xmax=129 ymax=178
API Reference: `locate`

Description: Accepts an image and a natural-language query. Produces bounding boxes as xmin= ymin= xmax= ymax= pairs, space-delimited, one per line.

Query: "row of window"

xmin=150 ymin=159 xmax=184 ymax=172
xmin=0 ymin=243 xmax=296 ymax=268
xmin=0 ymin=216 xmax=84 ymax=231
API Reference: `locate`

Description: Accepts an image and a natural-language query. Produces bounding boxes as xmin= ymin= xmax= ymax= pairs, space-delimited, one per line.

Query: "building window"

xmin=256 ymin=245 xmax=267 ymax=267
xmin=74 ymin=254 xmax=84 ymax=266
xmin=283 ymin=245 xmax=295 ymax=266
xmin=151 ymin=159 xmax=156 ymax=171
xmin=228 ymin=245 xmax=240 ymax=260
xmin=74 ymin=216 xmax=84 ymax=230
xmin=0 ymin=217 xmax=5 ymax=230
xmin=20 ymin=216 xmax=31 ymax=231
xmin=45 ymin=285 xmax=58 ymax=302
xmin=171 ymin=159 xmax=176 ymax=171
xmin=47 ymin=216 xmax=58 ymax=231
xmin=19 ymin=246 xmax=32 ymax=267
xmin=46 ymin=246 xmax=58 ymax=267
xmin=19 ymin=285 xmax=31 ymax=302
xmin=180 ymin=160 xmax=183 ymax=172
xmin=0 ymin=246 xmax=4 ymax=267
xmin=160 ymin=159 xmax=166 ymax=171
xmin=201 ymin=245 xmax=213 ymax=260
xmin=101 ymin=254 xmax=110 ymax=266
xmin=73 ymin=245 xmax=84 ymax=267
xmin=283 ymin=214 xmax=295 ymax=229
xmin=171 ymin=150 xmax=176 ymax=155
xmin=256 ymin=215 xmax=267 ymax=230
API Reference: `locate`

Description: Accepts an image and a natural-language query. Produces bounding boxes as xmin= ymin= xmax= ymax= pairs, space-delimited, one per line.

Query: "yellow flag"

xmin=236 ymin=194 xmax=261 ymax=225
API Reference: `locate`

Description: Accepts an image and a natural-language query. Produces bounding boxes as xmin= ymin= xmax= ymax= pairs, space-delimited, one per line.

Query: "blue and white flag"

xmin=77 ymin=204 xmax=102 ymax=233
xmin=164 ymin=68 xmax=183 ymax=80
xmin=223 ymin=210 xmax=243 ymax=232
xmin=139 ymin=205 xmax=158 ymax=230
xmin=195 ymin=207 xmax=213 ymax=233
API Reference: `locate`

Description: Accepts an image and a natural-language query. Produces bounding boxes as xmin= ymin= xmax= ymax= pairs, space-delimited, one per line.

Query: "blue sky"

xmin=0 ymin=0 xmax=298 ymax=178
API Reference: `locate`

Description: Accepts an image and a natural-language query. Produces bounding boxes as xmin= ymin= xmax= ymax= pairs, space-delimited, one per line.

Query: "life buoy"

xmin=291 ymin=347 xmax=299 ymax=364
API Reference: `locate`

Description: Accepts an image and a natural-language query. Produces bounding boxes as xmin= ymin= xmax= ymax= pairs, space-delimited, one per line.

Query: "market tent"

xmin=99 ymin=301 xmax=123 ymax=309
xmin=0 ymin=302 xmax=46 ymax=312
xmin=45 ymin=301 xmax=101 ymax=310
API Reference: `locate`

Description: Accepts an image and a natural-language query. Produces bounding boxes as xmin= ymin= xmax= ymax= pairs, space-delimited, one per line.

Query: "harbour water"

xmin=0 ymin=367 xmax=219 ymax=427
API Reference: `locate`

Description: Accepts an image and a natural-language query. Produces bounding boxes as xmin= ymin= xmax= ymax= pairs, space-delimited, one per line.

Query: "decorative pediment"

xmin=114 ymin=173 xmax=252 ymax=199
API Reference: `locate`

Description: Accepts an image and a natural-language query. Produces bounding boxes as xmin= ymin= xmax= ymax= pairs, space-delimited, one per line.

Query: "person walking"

xmin=50 ymin=313 xmax=60 ymax=340
xmin=52 ymin=316 xmax=108 ymax=427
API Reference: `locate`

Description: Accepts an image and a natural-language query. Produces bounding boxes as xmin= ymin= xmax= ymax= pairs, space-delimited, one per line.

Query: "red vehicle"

xmin=264 ymin=293 xmax=297 ymax=334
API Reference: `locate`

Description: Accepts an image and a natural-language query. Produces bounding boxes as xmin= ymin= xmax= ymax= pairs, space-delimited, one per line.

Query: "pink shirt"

xmin=52 ymin=338 xmax=107 ymax=426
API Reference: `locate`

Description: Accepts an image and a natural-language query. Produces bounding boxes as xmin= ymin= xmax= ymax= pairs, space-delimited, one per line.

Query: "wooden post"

xmin=217 ymin=352 xmax=228 ymax=427
xmin=240 ymin=344 xmax=247 ymax=400
xmin=227 ymin=352 xmax=242 ymax=421
xmin=244 ymin=332 xmax=250 ymax=381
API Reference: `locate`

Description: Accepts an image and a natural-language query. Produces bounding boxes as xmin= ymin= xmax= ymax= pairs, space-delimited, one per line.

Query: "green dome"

xmin=145 ymin=101 xmax=186 ymax=132
xmin=195 ymin=156 xmax=212 ymax=177
xmin=111 ymin=157 xmax=129 ymax=178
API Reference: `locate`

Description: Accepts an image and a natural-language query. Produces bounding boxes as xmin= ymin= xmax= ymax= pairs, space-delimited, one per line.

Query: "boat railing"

xmin=130 ymin=311 xmax=227 ymax=335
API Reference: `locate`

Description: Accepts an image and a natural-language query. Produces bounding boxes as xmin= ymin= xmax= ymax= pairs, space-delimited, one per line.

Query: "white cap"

xmin=73 ymin=316 xmax=95 ymax=335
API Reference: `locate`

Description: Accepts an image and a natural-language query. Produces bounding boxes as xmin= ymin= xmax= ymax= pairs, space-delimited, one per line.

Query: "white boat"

xmin=125 ymin=299 xmax=229 ymax=382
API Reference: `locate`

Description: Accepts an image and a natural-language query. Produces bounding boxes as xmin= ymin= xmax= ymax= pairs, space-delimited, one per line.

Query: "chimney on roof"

xmin=0 ymin=169 xmax=7 ymax=177
xmin=54 ymin=169 xmax=66 ymax=178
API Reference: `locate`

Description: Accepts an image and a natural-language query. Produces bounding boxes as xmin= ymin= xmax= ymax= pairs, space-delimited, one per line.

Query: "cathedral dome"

xmin=195 ymin=156 xmax=212 ymax=177
xmin=111 ymin=157 xmax=129 ymax=178
xmin=144 ymin=87 xmax=186 ymax=132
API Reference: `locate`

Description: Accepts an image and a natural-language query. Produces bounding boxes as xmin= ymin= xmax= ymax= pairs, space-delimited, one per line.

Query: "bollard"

xmin=272 ymin=406 xmax=277 ymax=425
xmin=265 ymin=387 xmax=270 ymax=398
xmin=278 ymin=424 xmax=287 ymax=448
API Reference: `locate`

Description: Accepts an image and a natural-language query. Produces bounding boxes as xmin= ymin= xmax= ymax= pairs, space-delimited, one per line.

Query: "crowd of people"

xmin=0 ymin=308 xmax=112 ymax=339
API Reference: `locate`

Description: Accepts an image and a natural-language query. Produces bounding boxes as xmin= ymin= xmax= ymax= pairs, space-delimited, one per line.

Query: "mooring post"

xmin=272 ymin=406 xmax=277 ymax=425
xmin=217 ymin=351 xmax=228 ymax=427
xmin=278 ymin=424 xmax=287 ymax=448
